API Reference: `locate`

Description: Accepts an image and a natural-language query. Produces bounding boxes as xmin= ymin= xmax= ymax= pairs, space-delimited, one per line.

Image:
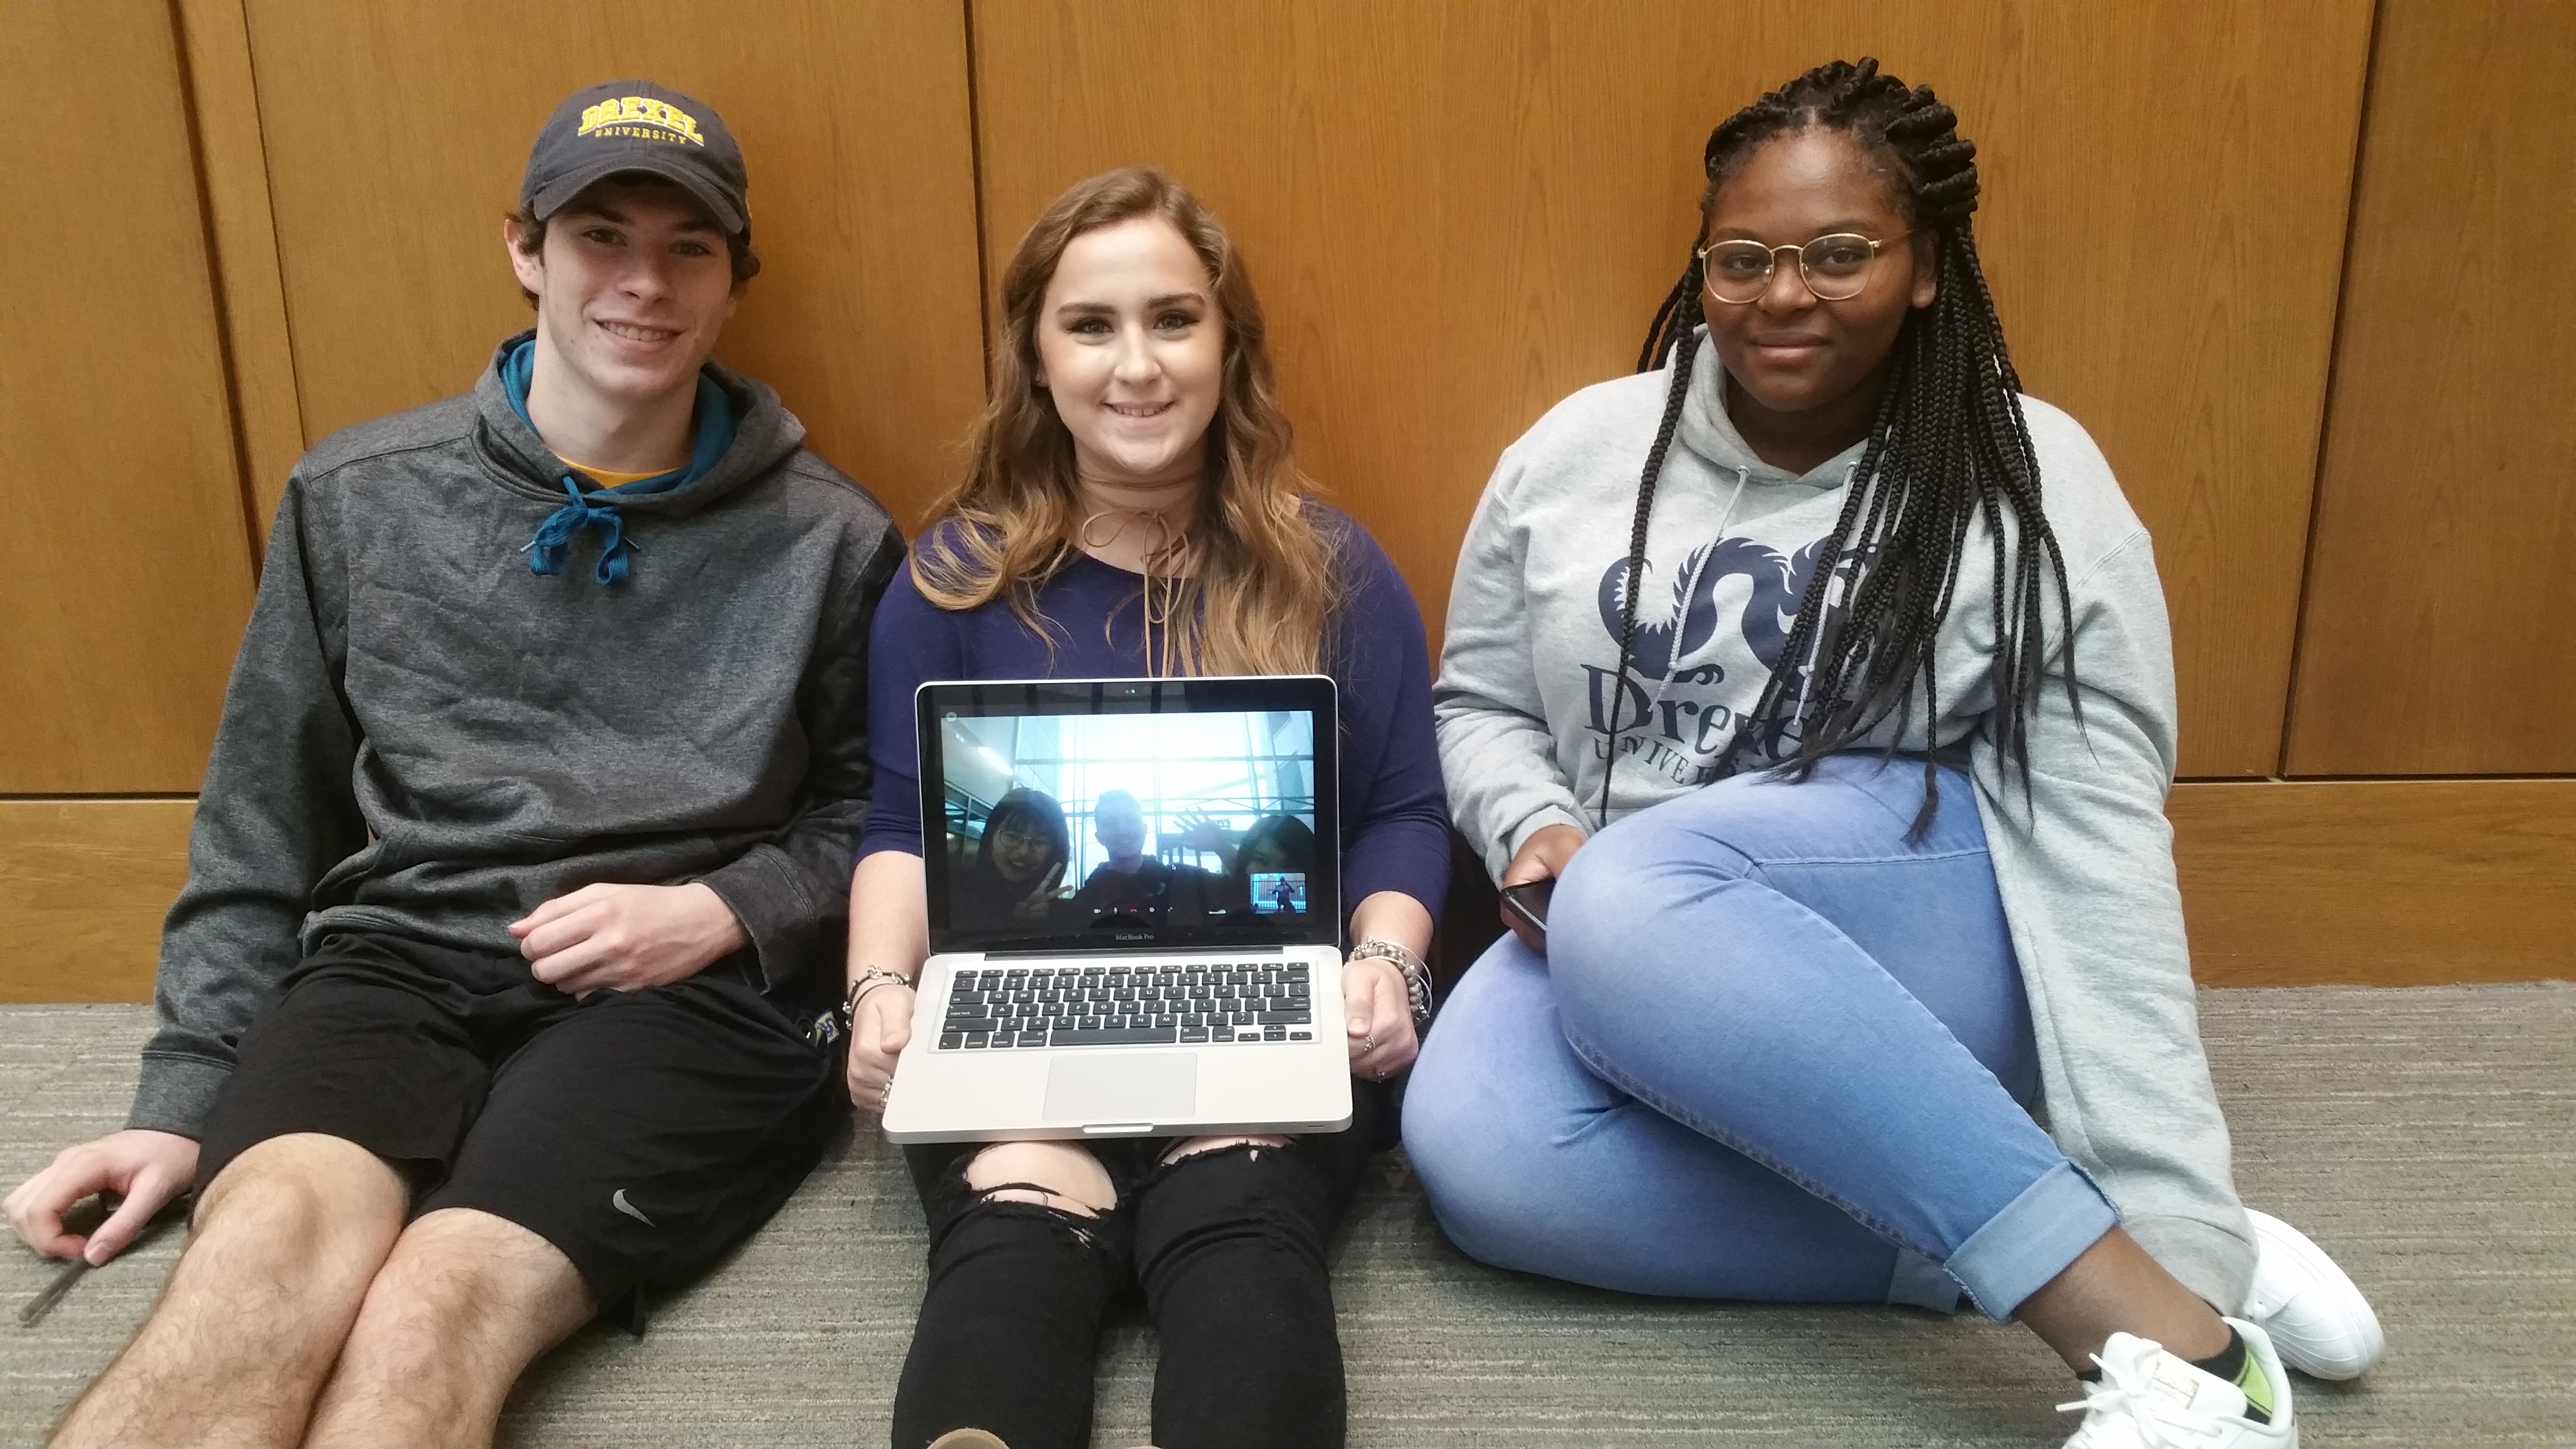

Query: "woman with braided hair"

xmin=1403 ymin=59 xmax=2378 ymax=1445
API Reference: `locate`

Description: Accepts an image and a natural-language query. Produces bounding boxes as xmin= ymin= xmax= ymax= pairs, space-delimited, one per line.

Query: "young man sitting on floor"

xmin=3 ymin=79 xmax=901 ymax=1448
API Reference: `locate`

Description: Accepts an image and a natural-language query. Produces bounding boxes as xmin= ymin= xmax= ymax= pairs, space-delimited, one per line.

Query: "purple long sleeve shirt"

xmin=860 ymin=510 xmax=1450 ymax=924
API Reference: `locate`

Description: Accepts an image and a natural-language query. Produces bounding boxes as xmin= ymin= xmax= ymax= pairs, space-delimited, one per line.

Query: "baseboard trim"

xmin=0 ymin=799 xmax=190 ymax=1002
xmin=2169 ymin=778 xmax=2576 ymax=986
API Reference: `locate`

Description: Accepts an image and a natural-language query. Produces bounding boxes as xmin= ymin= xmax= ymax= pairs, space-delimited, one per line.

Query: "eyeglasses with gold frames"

xmin=1696 ymin=231 xmax=1913 ymax=304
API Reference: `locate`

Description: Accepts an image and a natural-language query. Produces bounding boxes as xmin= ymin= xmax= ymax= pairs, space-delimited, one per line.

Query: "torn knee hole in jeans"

xmin=954 ymin=1183 xmax=1117 ymax=1252
xmin=967 ymin=1177 xmax=1109 ymax=1217
xmin=957 ymin=1139 xmax=1117 ymax=1214
xmin=1146 ymin=1135 xmax=1296 ymax=1180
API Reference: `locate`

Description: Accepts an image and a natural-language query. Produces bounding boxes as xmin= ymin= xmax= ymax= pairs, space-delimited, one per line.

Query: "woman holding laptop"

xmin=842 ymin=166 xmax=1448 ymax=1449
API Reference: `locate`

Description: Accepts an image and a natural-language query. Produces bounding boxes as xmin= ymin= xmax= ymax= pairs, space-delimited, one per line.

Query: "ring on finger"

xmin=1361 ymin=1034 xmax=1376 ymax=1053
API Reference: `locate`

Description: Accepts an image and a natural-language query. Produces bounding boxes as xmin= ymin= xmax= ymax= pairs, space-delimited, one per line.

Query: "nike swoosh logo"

xmin=611 ymin=1189 xmax=655 ymax=1227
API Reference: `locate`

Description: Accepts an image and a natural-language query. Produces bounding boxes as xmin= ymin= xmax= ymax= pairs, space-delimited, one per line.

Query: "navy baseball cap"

xmin=521 ymin=80 xmax=749 ymax=237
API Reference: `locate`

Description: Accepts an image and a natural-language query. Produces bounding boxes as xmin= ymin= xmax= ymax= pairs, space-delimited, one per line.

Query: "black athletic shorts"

xmin=194 ymin=930 xmax=847 ymax=1325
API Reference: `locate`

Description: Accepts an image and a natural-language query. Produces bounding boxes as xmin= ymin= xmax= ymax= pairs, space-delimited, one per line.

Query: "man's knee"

xmin=962 ymin=1141 xmax=1117 ymax=1218
xmin=335 ymin=1201 xmax=587 ymax=1371
xmin=193 ymin=1133 xmax=407 ymax=1261
xmin=361 ymin=1208 xmax=591 ymax=1336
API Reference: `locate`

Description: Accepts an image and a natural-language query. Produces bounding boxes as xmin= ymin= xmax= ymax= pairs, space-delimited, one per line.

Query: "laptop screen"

xmin=915 ymin=676 xmax=1341 ymax=952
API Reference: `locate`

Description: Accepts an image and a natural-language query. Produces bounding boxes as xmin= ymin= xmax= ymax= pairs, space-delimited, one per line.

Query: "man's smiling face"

xmin=508 ymin=177 xmax=740 ymax=413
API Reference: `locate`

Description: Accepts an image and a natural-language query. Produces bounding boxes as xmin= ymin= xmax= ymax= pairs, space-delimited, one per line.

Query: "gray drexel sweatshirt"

xmin=1436 ymin=332 xmax=2255 ymax=1311
xmin=132 ymin=337 xmax=904 ymax=1139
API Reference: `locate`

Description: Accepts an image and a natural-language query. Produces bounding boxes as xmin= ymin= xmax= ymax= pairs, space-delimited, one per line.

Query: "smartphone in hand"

xmin=1499 ymin=878 xmax=1554 ymax=945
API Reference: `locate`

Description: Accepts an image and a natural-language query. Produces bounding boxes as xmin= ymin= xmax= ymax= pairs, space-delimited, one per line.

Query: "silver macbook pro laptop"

xmin=881 ymin=676 xmax=1353 ymax=1144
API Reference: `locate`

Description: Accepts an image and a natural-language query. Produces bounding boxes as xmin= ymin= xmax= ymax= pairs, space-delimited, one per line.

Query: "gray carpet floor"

xmin=2 ymin=984 xmax=2569 ymax=1447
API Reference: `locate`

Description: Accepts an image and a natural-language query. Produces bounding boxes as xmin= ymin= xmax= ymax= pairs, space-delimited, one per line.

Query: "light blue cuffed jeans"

xmin=1402 ymin=754 xmax=2119 ymax=1319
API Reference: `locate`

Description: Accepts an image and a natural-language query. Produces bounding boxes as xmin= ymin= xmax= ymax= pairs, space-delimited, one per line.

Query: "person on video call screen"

xmin=949 ymin=787 xmax=1071 ymax=932
xmin=1068 ymin=789 xmax=1222 ymax=926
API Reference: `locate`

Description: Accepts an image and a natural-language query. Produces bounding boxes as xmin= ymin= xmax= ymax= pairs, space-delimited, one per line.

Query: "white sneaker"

xmin=2059 ymin=1317 xmax=2296 ymax=1448
xmin=2242 ymin=1208 xmax=2385 ymax=1379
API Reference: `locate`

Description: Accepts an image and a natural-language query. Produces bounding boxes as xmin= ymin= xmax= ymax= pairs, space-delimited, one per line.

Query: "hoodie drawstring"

xmin=1636 ymin=464 xmax=1751 ymax=731
xmin=1787 ymin=459 xmax=1865 ymax=729
xmin=497 ymin=336 xmax=735 ymax=586
xmin=523 ymin=475 xmax=639 ymax=585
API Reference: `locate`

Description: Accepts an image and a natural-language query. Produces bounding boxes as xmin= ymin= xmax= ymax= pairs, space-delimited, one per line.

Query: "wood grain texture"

xmin=2286 ymin=0 xmax=2576 ymax=774
xmin=0 ymin=0 xmax=258 ymax=793
xmin=13 ymin=782 xmax=2563 ymax=1002
xmin=239 ymin=0 xmax=988 ymax=528
xmin=0 ymin=802 xmax=193 ymax=1003
xmin=969 ymin=0 xmax=2373 ymax=777
xmin=175 ymin=0 xmax=306 ymax=540
xmin=2170 ymin=779 xmax=2576 ymax=986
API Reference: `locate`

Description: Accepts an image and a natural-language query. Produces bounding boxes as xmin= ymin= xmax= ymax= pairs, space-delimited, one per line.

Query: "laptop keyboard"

xmin=937 ymin=961 xmax=1314 ymax=1050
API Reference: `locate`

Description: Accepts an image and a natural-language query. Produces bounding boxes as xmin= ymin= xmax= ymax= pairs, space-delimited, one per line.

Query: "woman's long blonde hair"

xmin=913 ymin=166 xmax=1334 ymax=676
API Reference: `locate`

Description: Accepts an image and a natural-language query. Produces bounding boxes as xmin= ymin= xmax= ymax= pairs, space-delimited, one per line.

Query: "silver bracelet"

xmin=1346 ymin=938 xmax=1435 ymax=1030
xmin=844 ymin=966 xmax=916 ymax=1018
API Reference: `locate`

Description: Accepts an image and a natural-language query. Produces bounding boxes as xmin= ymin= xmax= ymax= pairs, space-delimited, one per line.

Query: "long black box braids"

xmin=1603 ymin=57 xmax=2079 ymax=837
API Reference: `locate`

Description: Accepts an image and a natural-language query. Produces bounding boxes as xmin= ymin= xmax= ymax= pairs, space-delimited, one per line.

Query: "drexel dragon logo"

xmin=1585 ymin=535 xmax=1869 ymax=777
xmin=1596 ymin=535 xmax=1866 ymax=679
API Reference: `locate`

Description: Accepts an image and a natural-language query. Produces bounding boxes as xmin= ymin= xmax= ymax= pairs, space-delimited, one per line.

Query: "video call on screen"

xmin=934 ymin=708 xmax=1318 ymax=937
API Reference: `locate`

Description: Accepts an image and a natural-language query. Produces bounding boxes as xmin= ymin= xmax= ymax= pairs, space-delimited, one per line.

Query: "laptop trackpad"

xmin=1043 ymin=1053 xmax=1197 ymax=1124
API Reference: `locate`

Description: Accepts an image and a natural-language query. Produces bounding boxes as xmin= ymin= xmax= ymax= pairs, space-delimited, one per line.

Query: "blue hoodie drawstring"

xmin=497 ymin=334 xmax=734 ymax=586
xmin=523 ymin=475 xmax=640 ymax=585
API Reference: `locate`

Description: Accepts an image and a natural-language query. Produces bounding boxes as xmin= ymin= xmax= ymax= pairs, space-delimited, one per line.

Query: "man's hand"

xmin=1498 ymin=823 xmax=1585 ymax=951
xmin=1170 ymin=811 xmax=1237 ymax=860
xmin=6 ymin=1130 xmax=197 ymax=1265
xmin=1342 ymin=957 xmax=1419 ymax=1082
xmin=844 ymin=983 xmax=914 ymax=1116
xmin=510 ymin=881 xmax=748 ymax=997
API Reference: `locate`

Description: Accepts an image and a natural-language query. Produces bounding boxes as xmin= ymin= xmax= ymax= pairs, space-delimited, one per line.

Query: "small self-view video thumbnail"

xmin=1249 ymin=870 xmax=1308 ymax=916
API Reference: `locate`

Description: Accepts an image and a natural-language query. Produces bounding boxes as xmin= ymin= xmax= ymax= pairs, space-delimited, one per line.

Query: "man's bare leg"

xmin=304 ymin=1208 xmax=594 ymax=1449
xmin=50 ymin=1133 xmax=407 ymax=1449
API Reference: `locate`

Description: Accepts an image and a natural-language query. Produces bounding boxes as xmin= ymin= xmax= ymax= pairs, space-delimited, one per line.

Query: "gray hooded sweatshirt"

xmin=131 ymin=338 xmax=903 ymax=1139
xmin=1435 ymin=331 xmax=2254 ymax=1311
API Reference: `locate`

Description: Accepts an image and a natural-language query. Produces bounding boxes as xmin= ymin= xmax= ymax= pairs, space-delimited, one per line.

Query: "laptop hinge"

xmin=978 ymin=943 xmax=1291 ymax=961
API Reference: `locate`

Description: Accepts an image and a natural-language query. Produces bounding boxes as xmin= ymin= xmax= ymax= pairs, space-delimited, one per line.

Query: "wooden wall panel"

xmin=0 ymin=803 xmax=194 ymax=1003
xmin=175 ymin=0 xmax=306 ymax=538
xmin=2286 ymin=0 xmax=2576 ymax=775
xmin=0 ymin=0 xmax=258 ymax=792
xmin=970 ymin=0 xmax=2372 ymax=778
xmin=239 ymin=0 xmax=988 ymax=529
xmin=2170 ymin=780 xmax=2576 ymax=986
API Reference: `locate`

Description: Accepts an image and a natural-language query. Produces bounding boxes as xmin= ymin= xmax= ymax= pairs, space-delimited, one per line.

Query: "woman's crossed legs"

xmin=1405 ymin=756 xmax=2114 ymax=1320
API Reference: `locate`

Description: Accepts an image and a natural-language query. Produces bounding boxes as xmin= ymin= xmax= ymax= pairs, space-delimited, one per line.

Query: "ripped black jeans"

xmin=889 ymin=1080 xmax=1394 ymax=1449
